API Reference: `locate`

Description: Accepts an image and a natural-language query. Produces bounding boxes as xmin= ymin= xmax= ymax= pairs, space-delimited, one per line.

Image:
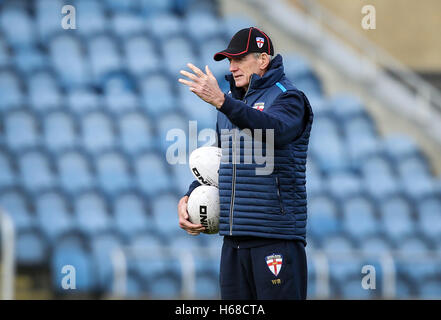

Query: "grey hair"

xmin=253 ymin=52 xmax=273 ymax=62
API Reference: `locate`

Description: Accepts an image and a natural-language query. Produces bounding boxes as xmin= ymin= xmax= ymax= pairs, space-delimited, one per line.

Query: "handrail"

xmin=0 ymin=209 xmax=15 ymax=300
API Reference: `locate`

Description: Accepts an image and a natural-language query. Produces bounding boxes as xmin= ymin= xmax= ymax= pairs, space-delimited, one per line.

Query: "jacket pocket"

xmin=275 ymin=175 xmax=286 ymax=215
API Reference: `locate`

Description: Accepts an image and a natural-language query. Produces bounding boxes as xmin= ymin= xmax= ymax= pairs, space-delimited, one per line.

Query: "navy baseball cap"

xmin=214 ymin=27 xmax=274 ymax=61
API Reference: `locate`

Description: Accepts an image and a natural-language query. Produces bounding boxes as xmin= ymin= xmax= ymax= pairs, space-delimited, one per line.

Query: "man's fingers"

xmin=180 ymin=69 xmax=199 ymax=81
xmin=178 ymin=78 xmax=195 ymax=87
xmin=205 ymin=65 xmax=214 ymax=77
xmin=187 ymin=63 xmax=205 ymax=77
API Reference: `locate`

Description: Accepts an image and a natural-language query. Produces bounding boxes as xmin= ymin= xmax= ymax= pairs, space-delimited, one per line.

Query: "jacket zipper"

xmin=275 ymin=176 xmax=285 ymax=215
xmin=229 ymin=79 xmax=253 ymax=235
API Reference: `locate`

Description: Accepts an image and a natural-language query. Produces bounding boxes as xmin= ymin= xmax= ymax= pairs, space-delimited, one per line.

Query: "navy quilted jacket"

xmin=186 ymin=54 xmax=313 ymax=243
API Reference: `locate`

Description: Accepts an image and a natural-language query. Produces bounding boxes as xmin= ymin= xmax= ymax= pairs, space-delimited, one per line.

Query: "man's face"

xmin=228 ymin=53 xmax=263 ymax=89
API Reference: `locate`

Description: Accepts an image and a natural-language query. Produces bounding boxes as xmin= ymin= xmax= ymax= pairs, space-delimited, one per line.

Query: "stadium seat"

xmin=151 ymin=193 xmax=182 ymax=236
xmin=379 ymin=195 xmax=415 ymax=243
xmin=134 ymin=152 xmax=171 ymax=197
xmin=341 ymin=195 xmax=378 ymax=242
xmin=15 ymin=227 xmax=48 ymax=265
xmin=27 ymin=71 xmax=62 ymax=112
xmin=139 ymin=0 xmax=174 ymax=16
xmin=326 ymin=172 xmax=363 ymax=201
xmin=418 ymin=278 xmax=441 ymax=299
xmin=162 ymin=36 xmax=199 ymax=77
xmin=396 ymin=235 xmax=430 ymax=255
xmin=222 ymin=14 xmax=257 ymax=39
xmin=14 ymin=46 xmax=48 ymax=76
xmin=0 ymin=37 xmax=10 ymax=69
xmin=35 ymin=0 xmax=64 ymax=42
xmin=340 ymin=276 xmax=375 ymax=300
xmin=327 ymin=94 xmax=367 ymax=122
xmin=73 ymin=191 xmax=112 ymax=236
xmin=0 ymin=151 xmax=15 ymax=189
xmin=400 ymin=174 xmax=435 ymax=201
xmin=396 ymin=155 xmax=431 ymax=179
xmin=43 ymin=111 xmax=78 ymax=153
xmin=0 ymin=70 xmax=24 ymax=112
xmin=321 ymin=235 xmax=354 ymax=255
xmin=87 ymin=34 xmax=122 ymax=85
xmin=67 ymin=88 xmax=102 ymax=115
xmin=102 ymin=71 xmax=138 ymax=115
xmin=49 ymin=35 xmax=89 ymax=89
xmin=4 ymin=110 xmax=40 ymax=151
xmin=148 ymin=13 xmax=183 ymax=41
xmin=194 ymin=272 xmax=219 ymax=299
xmin=0 ymin=188 xmax=34 ymax=231
xmin=123 ymin=36 xmax=160 ymax=78
xmin=382 ymin=134 xmax=420 ymax=162
xmin=307 ymin=195 xmax=341 ymax=242
xmin=140 ymin=74 xmax=177 ymax=117
xmin=17 ymin=149 xmax=55 ymax=193
xmin=34 ymin=190 xmax=74 ymax=242
xmin=0 ymin=5 xmax=35 ymax=49
xmin=147 ymin=273 xmax=181 ymax=299
xmin=112 ymin=192 xmax=151 ymax=241
xmin=184 ymin=11 xmax=225 ymax=45
xmin=359 ymin=233 xmax=392 ymax=255
xmin=57 ymin=149 xmax=94 ymax=195
xmin=75 ymin=0 xmax=107 ymax=38
xmin=51 ymin=242 xmax=96 ymax=292
xmin=283 ymin=55 xmax=323 ymax=97
xmin=117 ymin=112 xmax=155 ymax=155
xmin=80 ymin=111 xmax=116 ymax=154
xmin=90 ymin=232 xmax=124 ymax=292
xmin=416 ymin=196 xmax=441 ymax=242
xmin=95 ymin=151 xmax=132 ymax=196
xmin=110 ymin=12 xmax=146 ymax=39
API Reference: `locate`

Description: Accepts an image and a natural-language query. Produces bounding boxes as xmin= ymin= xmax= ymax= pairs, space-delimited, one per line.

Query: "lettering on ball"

xmin=199 ymin=205 xmax=208 ymax=228
xmin=192 ymin=167 xmax=209 ymax=185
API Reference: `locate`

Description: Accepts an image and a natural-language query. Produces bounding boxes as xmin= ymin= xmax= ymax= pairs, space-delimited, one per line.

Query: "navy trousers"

xmin=219 ymin=237 xmax=307 ymax=300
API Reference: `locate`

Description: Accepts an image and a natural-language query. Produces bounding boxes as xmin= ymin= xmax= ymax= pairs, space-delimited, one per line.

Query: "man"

xmin=177 ymin=27 xmax=313 ymax=300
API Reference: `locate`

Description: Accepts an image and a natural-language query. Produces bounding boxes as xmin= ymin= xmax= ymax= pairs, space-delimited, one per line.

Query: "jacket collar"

xmin=225 ymin=54 xmax=285 ymax=99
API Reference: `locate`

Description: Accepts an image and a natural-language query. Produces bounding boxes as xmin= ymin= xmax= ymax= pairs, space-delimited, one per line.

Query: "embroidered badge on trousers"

xmin=265 ymin=253 xmax=283 ymax=276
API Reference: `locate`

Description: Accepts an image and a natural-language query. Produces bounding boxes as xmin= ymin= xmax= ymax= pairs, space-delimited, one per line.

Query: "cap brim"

xmin=213 ymin=49 xmax=248 ymax=61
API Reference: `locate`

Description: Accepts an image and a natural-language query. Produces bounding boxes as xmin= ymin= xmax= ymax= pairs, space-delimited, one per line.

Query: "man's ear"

xmin=260 ymin=53 xmax=271 ymax=71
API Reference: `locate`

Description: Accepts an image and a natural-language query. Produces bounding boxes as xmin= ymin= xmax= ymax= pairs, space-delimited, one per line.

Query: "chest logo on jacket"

xmin=253 ymin=102 xmax=265 ymax=111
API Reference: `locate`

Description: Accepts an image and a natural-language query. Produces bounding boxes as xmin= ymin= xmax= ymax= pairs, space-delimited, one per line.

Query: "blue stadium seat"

xmin=327 ymin=94 xmax=367 ymax=122
xmin=326 ymin=172 xmax=363 ymax=201
xmin=283 ymin=55 xmax=323 ymax=97
xmin=396 ymin=155 xmax=431 ymax=179
xmin=359 ymin=234 xmax=392 ymax=255
xmin=113 ymin=192 xmax=151 ymax=241
xmin=341 ymin=195 xmax=378 ymax=241
xmin=74 ymin=191 xmax=112 ymax=236
xmin=102 ymin=71 xmax=138 ymax=115
xmin=346 ymin=133 xmax=379 ymax=166
xmin=170 ymin=163 xmax=198 ymax=196
xmin=307 ymin=195 xmax=341 ymax=242
xmin=118 ymin=112 xmax=155 ymax=155
xmin=382 ymin=134 xmax=420 ymax=162
xmin=110 ymin=12 xmax=145 ymax=39
xmin=75 ymin=0 xmax=107 ymax=38
xmin=67 ymin=88 xmax=102 ymax=115
xmin=4 ymin=110 xmax=39 ymax=151
xmin=49 ymin=35 xmax=88 ymax=89
xmin=151 ymin=193 xmax=182 ymax=236
xmin=400 ymin=174 xmax=435 ymax=201
xmin=416 ymin=196 xmax=441 ymax=243
xmin=125 ymin=272 xmax=145 ymax=298
xmin=222 ymin=15 xmax=257 ymax=39
xmin=0 ymin=70 xmax=23 ymax=112
xmin=342 ymin=196 xmax=380 ymax=241
xmin=18 ymin=149 xmax=55 ymax=193
xmin=0 ymin=188 xmax=33 ymax=231
xmin=418 ymin=278 xmax=441 ymax=299
xmin=124 ymin=36 xmax=160 ymax=78
xmin=342 ymin=115 xmax=376 ymax=141
xmin=90 ymin=231 xmax=124 ymax=292
xmin=184 ymin=11 xmax=225 ymax=45
xmin=379 ymin=195 xmax=415 ymax=243
xmin=134 ymin=152 xmax=171 ymax=197
xmin=194 ymin=272 xmax=219 ymax=299
xmin=149 ymin=13 xmax=183 ymax=40
xmin=0 ymin=37 xmax=10 ymax=68
xmin=397 ymin=261 xmax=440 ymax=293
xmin=80 ymin=111 xmax=116 ymax=154
xmin=328 ymin=260 xmax=360 ymax=288
xmin=43 ymin=111 xmax=77 ymax=153
xmin=396 ymin=235 xmax=430 ymax=255
xmin=14 ymin=46 xmax=48 ymax=76
xmin=57 ymin=149 xmax=94 ymax=195
xmin=0 ymin=151 xmax=15 ymax=189
xmin=34 ymin=190 xmax=74 ymax=242
xmin=139 ymin=0 xmax=174 ymax=16
xmin=51 ymin=242 xmax=96 ymax=292
xmin=16 ymin=227 xmax=48 ymax=265
xmin=0 ymin=5 xmax=35 ymax=49
xmin=321 ymin=235 xmax=354 ymax=255
xmin=340 ymin=276 xmax=375 ymax=299
xmin=140 ymin=74 xmax=177 ymax=117
xmin=162 ymin=36 xmax=199 ymax=76
xmin=147 ymin=273 xmax=181 ymax=299
xmin=35 ymin=0 xmax=64 ymax=42
xmin=27 ymin=71 xmax=62 ymax=112
xmin=95 ymin=151 xmax=132 ymax=196
xmin=87 ymin=34 xmax=121 ymax=85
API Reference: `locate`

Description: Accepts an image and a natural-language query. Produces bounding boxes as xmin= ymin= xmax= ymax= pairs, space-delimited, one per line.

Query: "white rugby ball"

xmin=187 ymin=185 xmax=220 ymax=234
xmin=189 ymin=146 xmax=221 ymax=188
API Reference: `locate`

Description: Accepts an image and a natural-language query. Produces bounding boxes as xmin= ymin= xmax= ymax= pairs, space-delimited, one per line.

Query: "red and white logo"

xmin=265 ymin=253 xmax=283 ymax=276
xmin=256 ymin=37 xmax=265 ymax=48
xmin=253 ymin=102 xmax=265 ymax=111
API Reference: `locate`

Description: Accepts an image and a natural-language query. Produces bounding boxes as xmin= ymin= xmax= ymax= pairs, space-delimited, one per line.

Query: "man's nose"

xmin=229 ymin=60 xmax=238 ymax=72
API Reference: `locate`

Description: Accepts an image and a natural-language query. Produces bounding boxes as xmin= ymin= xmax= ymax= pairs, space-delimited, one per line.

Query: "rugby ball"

xmin=187 ymin=185 xmax=220 ymax=234
xmin=189 ymin=146 xmax=221 ymax=188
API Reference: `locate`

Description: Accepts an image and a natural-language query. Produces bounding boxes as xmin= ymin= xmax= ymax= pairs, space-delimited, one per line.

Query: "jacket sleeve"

xmin=218 ymin=91 xmax=307 ymax=147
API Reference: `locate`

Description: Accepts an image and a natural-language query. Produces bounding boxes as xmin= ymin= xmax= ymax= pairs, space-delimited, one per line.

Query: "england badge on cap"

xmin=256 ymin=37 xmax=264 ymax=48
